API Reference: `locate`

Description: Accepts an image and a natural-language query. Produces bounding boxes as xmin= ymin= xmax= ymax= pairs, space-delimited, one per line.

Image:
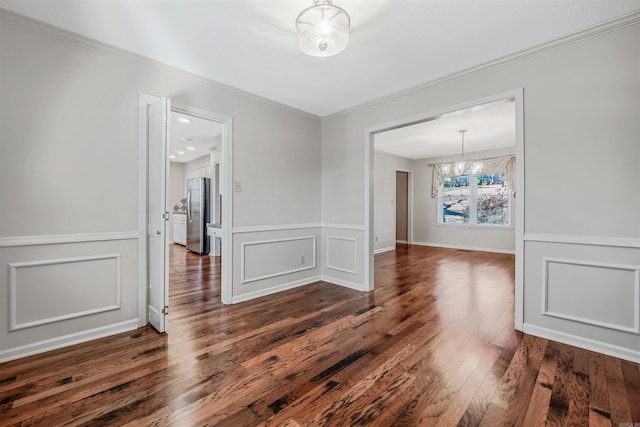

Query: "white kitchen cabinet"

xmin=173 ymin=213 xmax=186 ymax=245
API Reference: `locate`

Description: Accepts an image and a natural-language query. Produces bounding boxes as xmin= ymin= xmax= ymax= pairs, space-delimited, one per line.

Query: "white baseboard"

xmin=412 ymin=241 xmax=515 ymax=254
xmin=523 ymin=323 xmax=640 ymax=364
xmin=0 ymin=319 xmax=139 ymax=363
xmin=231 ymin=275 xmax=321 ymax=304
xmin=322 ymin=275 xmax=367 ymax=292
xmin=374 ymin=246 xmax=395 ymax=254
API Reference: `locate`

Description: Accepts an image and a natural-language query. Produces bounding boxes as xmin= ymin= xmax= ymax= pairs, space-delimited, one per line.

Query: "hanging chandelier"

xmin=454 ymin=130 xmax=467 ymax=176
xmin=296 ymin=0 xmax=350 ymax=57
xmin=444 ymin=129 xmax=483 ymax=176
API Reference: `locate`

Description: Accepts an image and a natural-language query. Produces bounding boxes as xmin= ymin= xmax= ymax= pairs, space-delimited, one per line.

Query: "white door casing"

xmin=147 ymin=97 xmax=171 ymax=332
xmin=364 ymin=89 xmax=525 ymax=330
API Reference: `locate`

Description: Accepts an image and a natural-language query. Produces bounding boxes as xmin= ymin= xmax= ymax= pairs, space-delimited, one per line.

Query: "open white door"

xmin=147 ymin=97 xmax=171 ymax=332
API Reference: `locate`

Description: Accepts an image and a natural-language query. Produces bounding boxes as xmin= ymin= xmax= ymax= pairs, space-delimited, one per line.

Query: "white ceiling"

xmin=375 ymin=100 xmax=515 ymax=159
xmin=170 ymin=112 xmax=222 ymax=163
xmin=1 ymin=0 xmax=639 ymax=117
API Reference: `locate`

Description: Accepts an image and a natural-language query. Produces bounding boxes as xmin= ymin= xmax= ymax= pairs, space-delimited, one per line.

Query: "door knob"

xmin=156 ymin=230 xmax=161 ymax=235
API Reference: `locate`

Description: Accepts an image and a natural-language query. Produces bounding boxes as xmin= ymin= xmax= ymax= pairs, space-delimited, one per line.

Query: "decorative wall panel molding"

xmin=326 ymin=236 xmax=357 ymax=274
xmin=542 ymin=257 xmax=640 ymax=334
xmin=241 ymin=236 xmax=316 ymax=284
xmin=9 ymin=254 xmax=122 ymax=331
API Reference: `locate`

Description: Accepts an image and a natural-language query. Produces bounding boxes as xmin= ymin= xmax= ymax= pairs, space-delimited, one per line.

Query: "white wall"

xmin=185 ymin=154 xmax=211 ymax=180
xmin=413 ymin=147 xmax=515 ymax=253
xmin=373 ymin=151 xmax=412 ymax=252
xmin=321 ymin=18 xmax=640 ymax=361
xmin=0 ymin=11 xmax=322 ymax=361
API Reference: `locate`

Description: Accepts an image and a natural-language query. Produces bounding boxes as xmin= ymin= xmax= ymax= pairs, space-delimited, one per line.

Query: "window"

xmin=439 ymin=173 xmax=510 ymax=227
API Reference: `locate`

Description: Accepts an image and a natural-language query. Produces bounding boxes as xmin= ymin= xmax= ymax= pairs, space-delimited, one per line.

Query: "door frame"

xmin=138 ymin=93 xmax=234 ymax=327
xmin=364 ymin=88 xmax=525 ymax=330
xmin=394 ymin=169 xmax=413 ymax=244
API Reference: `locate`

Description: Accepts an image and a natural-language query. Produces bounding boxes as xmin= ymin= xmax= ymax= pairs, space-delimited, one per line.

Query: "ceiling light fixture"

xmin=181 ymin=137 xmax=192 ymax=141
xmin=178 ymin=118 xmax=191 ymax=123
xmin=454 ymin=130 xmax=467 ymax=176
xmin=186 ymin=146 xmax=195 ymax=151
xmin=296 ymin=0 xmax=350 ymax=57
xmin=444 ymin=129 xmax=483 ymax=177
xmin=177 ymin=151 xmax=185 ymax=155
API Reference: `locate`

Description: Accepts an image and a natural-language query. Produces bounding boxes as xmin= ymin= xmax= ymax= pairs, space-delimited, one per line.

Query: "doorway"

xmin=139 ymin=94 xmax=233 ymax=332
xmin=395 ymin=171 xmax=409 ymax=244
xmin=167 ymin=110 xmax=223 ymax=322
xmin=364 ymin=89 xmax=524 ymax=330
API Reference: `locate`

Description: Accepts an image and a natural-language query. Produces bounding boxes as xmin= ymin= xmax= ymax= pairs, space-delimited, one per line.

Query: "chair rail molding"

xmin=524 ymin=233 xmax=640 ymax=248
xmin=0 ymin=231 xmax=139 ymax=247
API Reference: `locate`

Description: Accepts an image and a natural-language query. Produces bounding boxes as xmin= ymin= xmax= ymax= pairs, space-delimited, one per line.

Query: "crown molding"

xmin=323 ymin=10 xmax=640 ymax=120
xmin=2 ymin=7 xmax=638 ymax=121
xmin=0 ymin=8 xmax=320 ymax=120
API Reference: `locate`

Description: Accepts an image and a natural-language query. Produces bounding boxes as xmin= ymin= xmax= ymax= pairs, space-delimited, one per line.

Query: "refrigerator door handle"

xmin=186 ymin=189 xmax=192 ymax=223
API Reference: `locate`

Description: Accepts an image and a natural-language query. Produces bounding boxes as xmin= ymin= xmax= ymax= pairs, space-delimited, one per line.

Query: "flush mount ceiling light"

xmin=296 ymin=0 xmax=350 ymax=57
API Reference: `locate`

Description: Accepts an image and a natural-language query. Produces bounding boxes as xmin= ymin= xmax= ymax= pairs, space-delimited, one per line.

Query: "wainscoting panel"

xmin=0 ymin=236 xmax=139 ymax=362
xmin=542 ymin=258 xmax=639 ymax=333
xmin=9 ymin=254 xmax=122 ymax=331
xmin=524 ymin=237 xmax=640 ymax=362
xmin=242 ymin=236 xmax=316 ymax=284
xmin=321 ymin=226 xmax=365 ymax=291
xmin=326 ymin=236 xmax=357 ymax=274
xmin=232 ymin=226 xmax=321 ymax=302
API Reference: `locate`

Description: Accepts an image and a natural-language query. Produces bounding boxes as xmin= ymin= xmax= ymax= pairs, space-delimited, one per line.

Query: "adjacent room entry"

xmin=395 ymin=171 xmax=409 ymax=244
xmin=140 ymin=93 xmax=233 ymax=334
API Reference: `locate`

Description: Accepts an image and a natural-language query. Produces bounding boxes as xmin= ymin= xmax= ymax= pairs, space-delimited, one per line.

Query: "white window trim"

xmin=438 ymin=174 xmax=511 ymax=228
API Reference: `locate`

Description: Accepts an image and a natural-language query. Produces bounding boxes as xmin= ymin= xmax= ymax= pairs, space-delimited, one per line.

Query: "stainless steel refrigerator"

xmin=186 ymin=177 xmax=210 ymax=255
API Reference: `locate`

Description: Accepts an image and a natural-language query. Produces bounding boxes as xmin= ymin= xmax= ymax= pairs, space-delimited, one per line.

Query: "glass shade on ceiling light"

xmin=296 ymin=0 xmax=350 ymax=57
xmin=471 ymin=160 xmax=483 ymax=175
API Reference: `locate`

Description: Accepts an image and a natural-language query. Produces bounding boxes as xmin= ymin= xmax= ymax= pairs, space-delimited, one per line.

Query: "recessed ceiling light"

xmin=186 ymin=146 xmax=196 ymax=151
xmin=177 ymin=151 xmax=185 ymax=155
xmin=181 ymin=137 xmax=192 ymax=141
xmin=169 ymin=155 xmax=176 ymax=159
xmin=178 ymin=118 xmax=191 ymax=123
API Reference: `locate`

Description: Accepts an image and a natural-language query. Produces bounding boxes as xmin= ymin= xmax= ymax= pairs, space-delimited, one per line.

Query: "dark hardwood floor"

xmin=1 ymin=244 xmax=639 ymax=426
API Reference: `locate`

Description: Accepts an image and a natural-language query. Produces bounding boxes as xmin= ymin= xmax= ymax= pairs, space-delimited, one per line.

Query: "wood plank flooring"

xmin=1 ymin=244 xmax=639 ymax=426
